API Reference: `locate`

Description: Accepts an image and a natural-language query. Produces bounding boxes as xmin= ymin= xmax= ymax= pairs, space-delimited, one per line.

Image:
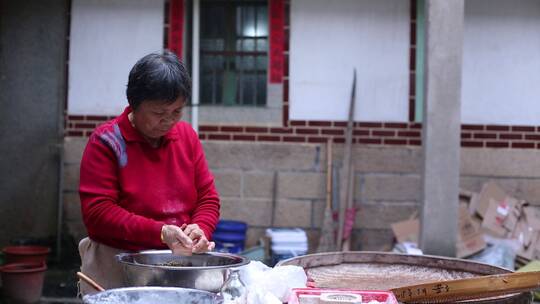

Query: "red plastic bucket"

xmin=2 ymin=246 xmax=50 ymax=264
xmin=0 ymin=262 xmax=47 ymax=303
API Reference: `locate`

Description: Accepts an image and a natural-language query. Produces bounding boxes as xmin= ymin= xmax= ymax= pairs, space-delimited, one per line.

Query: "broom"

xmin=316 ymin=139 xmax=335 ymax=252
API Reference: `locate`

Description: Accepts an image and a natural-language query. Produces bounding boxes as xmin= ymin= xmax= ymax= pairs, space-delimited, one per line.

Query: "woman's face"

xmin=132 ymin=98 xmax=185 ymax=140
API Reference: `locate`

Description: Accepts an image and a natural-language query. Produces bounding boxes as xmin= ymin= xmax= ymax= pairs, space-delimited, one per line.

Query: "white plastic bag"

xmin=238 ymin=261 xmax=271 ymax=286
xmin=237 ymin=261 xmax=307 ymax=303
xmin=245 ymin=286 xmax=281 ymax=304
xmin=255 ymin=265 xmax=307 ymax=301
xmin=468 ymin=235 xmax=520 ymax=270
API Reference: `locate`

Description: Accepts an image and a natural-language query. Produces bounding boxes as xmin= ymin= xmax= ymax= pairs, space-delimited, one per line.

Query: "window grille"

xmin=200 ymin=0 xmax=268 ymax=106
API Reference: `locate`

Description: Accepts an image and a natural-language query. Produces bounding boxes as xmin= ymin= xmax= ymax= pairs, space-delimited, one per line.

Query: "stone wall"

xmin=63 ymin=138 xmax=540 ymax=252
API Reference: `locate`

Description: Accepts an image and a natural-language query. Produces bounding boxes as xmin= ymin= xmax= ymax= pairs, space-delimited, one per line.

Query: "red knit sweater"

xmin=79 ymin=107 xmax=220 ymax=251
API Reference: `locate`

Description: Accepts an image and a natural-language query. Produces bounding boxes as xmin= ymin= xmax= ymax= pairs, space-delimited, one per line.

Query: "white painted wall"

xmin=462 ymin=0 xmax=540 ymax=125
xmin=68 ymin=0 xmax=164 ymax=115
xmin=289 ymin=0 xmax=410 ymax=122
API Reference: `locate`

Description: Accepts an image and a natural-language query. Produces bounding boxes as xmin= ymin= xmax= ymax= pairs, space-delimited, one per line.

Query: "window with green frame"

xmin=200 ymin=0 xmax=268 ymax=106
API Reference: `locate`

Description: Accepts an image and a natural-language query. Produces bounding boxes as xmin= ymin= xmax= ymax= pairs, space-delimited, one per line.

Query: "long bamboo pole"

xmin=316 ymin=139 xmax=335 ymax=252
xmin=337 ymin=70 xmax=356 ymax=250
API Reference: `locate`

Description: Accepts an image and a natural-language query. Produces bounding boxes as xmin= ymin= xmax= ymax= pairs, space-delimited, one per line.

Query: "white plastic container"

xmin=266 ymin=228 xmax=308 ymax=264
xmin=266 ymin=228 xmax=308 ymax=243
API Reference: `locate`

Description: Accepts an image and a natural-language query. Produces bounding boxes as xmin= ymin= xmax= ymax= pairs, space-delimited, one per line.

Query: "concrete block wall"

xmin=63 ymin=138 xmax=87 ymax=243
xmin=62 ymin=138 xmax=540 ymax=252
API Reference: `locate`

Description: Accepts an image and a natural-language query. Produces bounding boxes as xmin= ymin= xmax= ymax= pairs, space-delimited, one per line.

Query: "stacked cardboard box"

xmin=391 ymin=193 xmax=486 ymax=258
xmin=392 ymin=181 xmax=540 ymax=264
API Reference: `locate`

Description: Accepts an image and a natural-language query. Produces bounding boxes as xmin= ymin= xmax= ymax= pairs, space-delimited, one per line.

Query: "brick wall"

xmin=65 ymin=115 xmax=540 ymax=149
xmin=461 ymin=125 xmax=540 ymax=149
xmin=65 ymin=115 xmax=115 ymax=137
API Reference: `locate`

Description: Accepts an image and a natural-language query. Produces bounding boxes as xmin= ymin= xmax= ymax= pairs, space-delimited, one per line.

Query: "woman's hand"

xmin=183 ymin=224 xmax=215 ymax=253
xmin=161 ymin=224 xmax=193 ymax=255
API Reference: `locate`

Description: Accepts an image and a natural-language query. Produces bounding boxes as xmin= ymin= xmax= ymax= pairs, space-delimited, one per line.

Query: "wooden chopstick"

xmin=77 ymin=271 xmax=105 ymax=292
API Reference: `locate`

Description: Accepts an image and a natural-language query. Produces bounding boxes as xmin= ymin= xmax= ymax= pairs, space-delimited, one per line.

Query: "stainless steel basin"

xmin=82 ymin=286 xmax=223 ymax=304
xmin=116 ymin=250 xmax=250 ymax=292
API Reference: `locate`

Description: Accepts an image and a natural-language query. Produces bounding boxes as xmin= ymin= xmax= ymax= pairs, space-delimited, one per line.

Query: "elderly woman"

xmin=78 ymin=51 xmax=220 ymax=294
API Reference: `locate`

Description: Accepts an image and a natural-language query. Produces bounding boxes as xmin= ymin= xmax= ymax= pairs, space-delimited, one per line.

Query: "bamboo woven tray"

xmin=277 ymin=251 xmax=533 ymax=303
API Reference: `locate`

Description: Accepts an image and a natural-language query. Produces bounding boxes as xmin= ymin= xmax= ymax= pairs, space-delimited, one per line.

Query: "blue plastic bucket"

xmin=216 ymin=220 xmax=247 ymax=234
xmin=213 ymin=220 xmax=247 ymax=254
xmin=213 ymin=232 xmax=246 ymax=254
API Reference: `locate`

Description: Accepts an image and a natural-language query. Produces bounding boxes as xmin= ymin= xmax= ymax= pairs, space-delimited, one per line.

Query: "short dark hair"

xmin=126 ymin=50 xmax=191 ymax=110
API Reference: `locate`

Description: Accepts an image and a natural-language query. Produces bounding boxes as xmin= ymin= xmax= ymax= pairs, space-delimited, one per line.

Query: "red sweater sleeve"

xmin=188 ymin=128 xmax=220 ymax=240
xmin=79 ymin=134 xmax=164 ymax=250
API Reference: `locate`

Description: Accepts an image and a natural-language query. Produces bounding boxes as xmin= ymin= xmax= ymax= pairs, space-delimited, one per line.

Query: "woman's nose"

xmin=162 ymin=116 xmax=179 ymax=125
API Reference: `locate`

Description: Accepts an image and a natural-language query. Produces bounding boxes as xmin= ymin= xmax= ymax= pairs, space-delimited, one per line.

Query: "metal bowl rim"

xmin=83 ymin=286 xmax=217 ymax=295
xmin=276 ymin=251 xmax=514 ymax=274
xmin=82 ymin=286 xmax=222 ymax=301
xmin=116 ymin=250 xmax=250 ymax=270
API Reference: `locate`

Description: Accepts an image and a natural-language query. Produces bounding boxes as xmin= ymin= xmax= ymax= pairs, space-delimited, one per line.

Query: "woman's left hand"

xmin=183 ymin=224 xmax=215 ymax=253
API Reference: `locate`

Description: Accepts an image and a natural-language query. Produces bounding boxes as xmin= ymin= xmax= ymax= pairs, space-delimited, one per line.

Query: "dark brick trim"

xmin=65 ymin=114 xmax=540 ymax=149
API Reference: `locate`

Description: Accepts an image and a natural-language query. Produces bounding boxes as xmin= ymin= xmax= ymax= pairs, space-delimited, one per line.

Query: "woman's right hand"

xmin=161 ymin=224 xmax=193 ymax=255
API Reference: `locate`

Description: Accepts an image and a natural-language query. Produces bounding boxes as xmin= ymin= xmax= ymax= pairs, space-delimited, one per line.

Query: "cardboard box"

xmin=390 ymin=184 xmax=534 ymax=260
xmin=476 ymin=182 xmax=507 ymax=218
xmin=457 ymin=204 xmax=486 ymax=258
xmin=459 ymin=204 xmax=477 ymax=239
xmin=390 ymin=182 xmax=540 ymax=263
xmin=523 ymin=206 xmax=540 ymax=230
xmin=512 ymin=219 xmax=535 ymax=250
xmin=502 ymin=199 xmax=522 ymax=232
xmin=517 ymin=232 xmax=540 ymax=261
xmin=456 ymin=233 xmax=486 ymax=258
xmin=468 ymin=193 xmax=481 ymax=217
xmin=515 ymin=206 xmax=540 ymax=261
xmin=459 ymin=190 xmax=473 ymax=204
xmin=481 ymin=197 xmax=522 ymax=238
xmin=391 ymin=204 xmax=486 ymax=258
xmin=391 ymin=217 xmax=419 ymax=244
